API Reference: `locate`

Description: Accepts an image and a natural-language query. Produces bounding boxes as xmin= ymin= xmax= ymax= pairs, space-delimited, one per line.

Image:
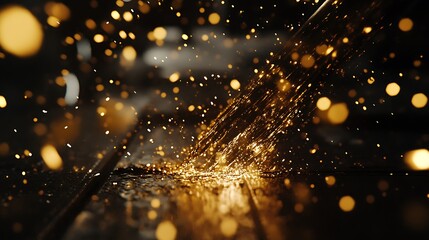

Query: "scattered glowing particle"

xmin=114 ymin=102 xmax=124 ymax=111
xmin=284 ymin=178 xmax=291 ymax=188
xmin=316 ymin=97 xmax=331 ymax=111
xmin=208 ymin=13 xmax=221 ymax=25
xmin=65 ymin=36 xmax=74 ymax=45
xmin=277 ymin=79 xmax=291 ymax=92
xmin=0 ymin=5 xmax=44 ymax=57
xmin=220 ymin=217 xmax=238 ymax=237
xmin=0 ymin=142 xmax=9 ymax=156
xmin=363 ymin=26 xmax=372 ymax=34
xmin=367 ymin=77 xmax=375 ymax=84
xmin=151 ymin=198 xmax=161 ymax=208
xmin=404 ymin=149 xmax=429 ymax=170
xmin=385 ymin=82 xmax=400 ymax=96
xmin=96 ymin=84 xmax=104 ymax=92
xmin=0 ymin=95 xmax=7 ymax=108
xmin=85 ymin=19 xmax=96 ymax=30
xmin=172 ymin=87 xmax=180 ymax=94
xmin=342 ymin=37 xmax=349 ymax=43
xmin=230 ymin=79 xmax=240 ymax=90
xmin=121 ymin=46 xmax=137 ymax=61
xmin=147 ymin=210 xmax=157 ymax=220
xmin=315 ymin=44 xmax=328 ymax=55
xmin=40 ymin=144 xmax=63 ymax=171
xmin=294 ymin=203 xmax=304 ymax=213
xmin=128 ymin=32 xmax=135 ymax=40
xmin=327 ymin=103 xmax=349 ymax=125
xmin=153 ymin=27 xmax=167 ymax=40
xmin=291 ymin=52 xmax=299 ymax=61
xmin=182 ymin=34 xmax=189 ymax=40
xmin=300 ymin=54 xmax=315 ymax=68
xmin=97 ymin=106 xmax=107 ymax=116
xmin=188 ymin=105 xmax=195 ymax=112
xmin=398 ymin=18 xmax=413 ymax=32
xmin=44 ymin=2 xmax=70 ymax=21
xmin=105 ymin=49 xmax=112 ymax=56
xmin=111 ymin=10 xmax=120 ymax=20
xmin=201 ymin=34 xmax=209 ymax=41
xmin=325 ymin=175 xmax=336 ymax=186
xmin=116 ymin=0 xmax=124 ymax=7
xmin=123 ymin=11 xmax=133 ymax=22
xmin=93 ymin=34 xmax=104 ymax=43
xmin=155 ymin=221 xmax=177 ymax=240
xmin=411 ymin=93 xmax=427 ymax=108
xmin=169 ymin=72 xmax=180 ymax=83
xmin=139 ymin=3 xmax=150 ymax=14
xmin=413 ymin=60 xmax=421 ymax=67
xmin=47 ymin=16 xmax=60 ymax=27
xmin=339 ymin=195 xmax=355 ymax=212
xmin=119 ymin=30 xmax=127 ymax=39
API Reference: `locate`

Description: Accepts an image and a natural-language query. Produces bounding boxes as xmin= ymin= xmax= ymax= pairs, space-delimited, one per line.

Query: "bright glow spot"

xmin=44 ymin=2 xmax=70 ymax=21
xmin=385 ymin=82 xmax=400 ymax=96
xmin=220 ymin=217 xmax=238 ymax=237
xmin=363 ymin=26 xmax=372 ymax=34
xmin=398 ymin=18 xmax=413 ymax=32
xmin=201 ymin=34 xmax=209 ymax=41
xmin=404 ymin=149 xmax=429 ymax=170
xmin=151 ymin=198 xmax=161 ymax=208
xmin=93 ymin=34 xmax=104 ymax=43
xmin=342 ymin=37 xmax=349 ymax=43
xmin=325 ymin=175 xmax=336 ymax=186
xmin=277 ymin=79 xmax=291 ymax=92
xmin=291 ymin=52 xmax=299 ymax=61
xmin=0 ymin=95 xmax=7 ymax=108
xmin=327 ymin=103 xmax=349 ymax=125
xmin=339 ymin=195 xmax=355 ymax=212
xmin=85 ymin=19 xmax=96 ymax=30
xmin=63 ymin=73 xmax=80 ymax=106
xmin=41 ymin=144 xmax=63 ymax=171
xmin=188 ymin=105 xmax=195 ymax=112
xmin=0 ymin=5 xmax=44 ymax=57
xmin=230 ymin=79 xmax=240 ymax=90
xmin=123 ymin=11 xmax=133 ymax=22
xmin=119 ymin=30 xmax=127 ymax=39
xmin=181 ymin=34 xmax=189 ymax=40
xmin=97 ymin=106 xmax=107 ymax=116
xmin=47 ymin=16 xmax=60 ymax=27
xmin=121 ymin=46 xmax=137 ymax=61
xmin=316 ymin=45 xmax=333 ymax=55
xmin=147 ymin=210 xmax=157 ymax=220
xmin=411 ymin=93 xmax=427 ymax=108
xmin=111 ymin=10 xmax=120 ymax=20
xmin=169 ymin=72 xmax=180 ymax=83
xmin=300 ymin=54 xmax=315 ymax=68
xmin=172 ymin=87 xmax=180 ymax=94
xmin=316 ymin=97 xmax=331 ymax=111
xmin=153 ymin=27 xmax=167 ymax=40
xmin=155 ymin=221 xmax=177 ymax=240
xmin=208 ymin=13 xmax=221 ymax=25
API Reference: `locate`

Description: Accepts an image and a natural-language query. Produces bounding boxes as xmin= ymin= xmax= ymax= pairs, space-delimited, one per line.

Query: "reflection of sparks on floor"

xmin=64 ymin=166 xmax=288 ymax=239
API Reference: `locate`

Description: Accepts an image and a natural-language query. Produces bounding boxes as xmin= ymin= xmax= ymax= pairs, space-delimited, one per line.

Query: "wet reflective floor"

xmin=63 ymin=167 xmax=429 ymax=240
